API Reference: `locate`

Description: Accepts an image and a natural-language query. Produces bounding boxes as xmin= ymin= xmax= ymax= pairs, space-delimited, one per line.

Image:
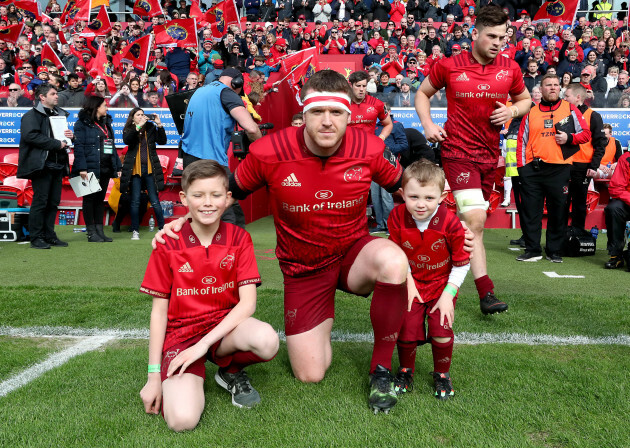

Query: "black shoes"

xmin=510 ymin=236 xmax=526 ymax=247
xmin=604 ymin=256 xmax=625 ymax=270
xmin=30 ymin=238 xmax=51 ymax=249
xmin=516 ymin=252 xmax=542 ymax=262
xmin=545 ymin=252 xmax=563 ymax=263
xmin=480 ymin=292 xmax=508 ymax=315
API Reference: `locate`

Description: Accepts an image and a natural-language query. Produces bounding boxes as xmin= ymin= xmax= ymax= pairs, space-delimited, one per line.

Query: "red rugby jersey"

xmin=428 ymin=53 xmax=526 ymax=163
xmin=235 ymin=125 xmax=403 ymax=276
xmin=388 ymin=203 xmax=469 ymax=302
xmin=140 ymin=221 xmax=261 ymax=351
xmin=349 ymin=94 xmax=389 ymax=135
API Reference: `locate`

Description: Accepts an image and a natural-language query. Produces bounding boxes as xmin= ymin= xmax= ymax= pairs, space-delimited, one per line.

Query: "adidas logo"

xmin=281 ymin=173 xmax=301 ymax=187
xmin=178 ymin=262 xmax=194 ymax=273
xmin=382 ymin=332 xmax=398 ymax=342
xmin=455 ymin=72 xmax=469 ymax=82
xmin=403 ymin=241 xmax=413 ymax=250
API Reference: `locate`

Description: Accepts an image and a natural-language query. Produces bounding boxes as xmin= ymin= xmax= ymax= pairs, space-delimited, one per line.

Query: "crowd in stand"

xmin=0 ymin=1 xmax=628 ymax=110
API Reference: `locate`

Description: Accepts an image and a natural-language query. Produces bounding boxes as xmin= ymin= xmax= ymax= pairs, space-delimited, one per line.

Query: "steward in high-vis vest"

xmin=593 ymin=0 xmax=613 ymax=20
xmin=515 ymin=75 xmax=591 ymax=263
xmin=597 ymin=123 xmax=624 ymax=178
xmin=561 ymin=83 xmax=607 ymax=231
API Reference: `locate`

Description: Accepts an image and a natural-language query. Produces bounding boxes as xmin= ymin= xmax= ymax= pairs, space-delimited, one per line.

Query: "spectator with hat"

xmin=204 ymin=59 xmax=225 ymax=85
xmin=363 ymin=39 xmax=386 ymax=69
xmin=350 ymin=29 xmax=369 ymax=53
xmin=392 ymin=77 xmax=415 ymax=107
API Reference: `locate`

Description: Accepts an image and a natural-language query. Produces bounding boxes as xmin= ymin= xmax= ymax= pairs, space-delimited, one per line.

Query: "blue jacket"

xmin=376 ymin=120 xmax=408 ymax=155
xmin=71 ymin=111 xmax=121 ymax=179
xmin=166 ymin=47 xmax=191 ymax=83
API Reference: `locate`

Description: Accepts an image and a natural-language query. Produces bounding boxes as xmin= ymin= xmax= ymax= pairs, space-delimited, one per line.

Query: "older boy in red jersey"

xmin=415 ymin=5 xmax=532 ymax=315
xmin=388 ymin=160 xmax=470 ymax=400
xmin=140 ymin=161 xmax=278 ymax=431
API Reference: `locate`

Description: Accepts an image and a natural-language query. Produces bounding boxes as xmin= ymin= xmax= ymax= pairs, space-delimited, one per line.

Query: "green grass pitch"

xmin=0 ymin=217 xmax=629 ymax=447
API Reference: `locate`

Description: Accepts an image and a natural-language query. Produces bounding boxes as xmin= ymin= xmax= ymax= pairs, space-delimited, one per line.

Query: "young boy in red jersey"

xmin=387 ymin=160 xmax=470 ymax=400
xmin=139 ymin=160 xmax=279 ymax=431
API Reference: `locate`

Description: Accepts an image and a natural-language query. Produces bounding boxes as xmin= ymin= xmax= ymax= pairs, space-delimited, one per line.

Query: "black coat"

xmin=17 ymin=102 xmax=70 ymax=179
xmin=120 ymin=122 xmax=167 ymax=194
xmin=71 ymin=110 xmax=122 ymax=179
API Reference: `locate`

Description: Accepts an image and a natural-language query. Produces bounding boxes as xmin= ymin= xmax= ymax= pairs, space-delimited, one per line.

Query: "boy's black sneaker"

xmin=432 ymin=371 xmax=454 ymax=400
xmin=368 ymin=364 xmax=397 ymax=414
xmin=30 ymin=238 xmax=51 ymax=249
xmin=394 ymin=367 xmax=414 ymax=395
xmin=516 ymin=252 xmax=542 ymax=262
xmin=480 ymin=292 xmax=508 ymax=315
xmin=546 ymin=252 xmax=563 ymax=263
xmin=509 ymin=236 xmax=526 ymax=247
xmin=604 ymin=256 xmax=624 ymax=269
xmin=215 ymin=368 xmax=261 ymax=408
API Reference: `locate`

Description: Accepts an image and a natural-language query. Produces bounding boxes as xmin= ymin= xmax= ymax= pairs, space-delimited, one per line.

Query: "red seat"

xmin=158 ymin=154 xmax=170 ymax=178
xmin=23 ymin=186 xmax=34 ymax=205
xmin=486 ymin=190 xmax=501 ymax=215
xmin=0 ymin=162 xmax=18 ymax=182
xmin=585 ymin=190 xmax=600 ymax=215
xmin=1 ymin=176 xmax=28 ymax=206
xmin=3 ymin=152 xmax=18 ymax=164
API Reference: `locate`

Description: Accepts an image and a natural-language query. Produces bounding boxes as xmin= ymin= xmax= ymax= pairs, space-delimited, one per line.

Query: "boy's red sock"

xmin=370 ymin=281 xmax=407 ymax=373
xmin=431 ymin=339 xmax=453 ymax=373
xmin=396 ymin=340 xmax=418 ymax=372
xmin=225 ymin=351 xmax=276 ymax=374
xmin=474 ymin=275 xmax=494 ymax=299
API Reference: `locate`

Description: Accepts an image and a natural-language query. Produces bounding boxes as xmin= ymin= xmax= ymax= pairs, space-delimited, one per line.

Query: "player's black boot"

xmin=393 ymin=367 xmax=414 ymax=395
xmin=480 ymin=292 xmax=508 ymax=315
xmin=432 ymin=371 xmax=455 ymax=400
xmin=368 ymin=365 xmax=398 ymax=414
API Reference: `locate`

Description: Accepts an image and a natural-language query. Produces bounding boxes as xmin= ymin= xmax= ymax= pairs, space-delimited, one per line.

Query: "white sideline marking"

xmin=2 ymin=327 xmax=630 ymax=346
xmin=0 ymin=335 xmax=114 ymax=398
xmin=543 ymin=271 xmax=586 ymax=279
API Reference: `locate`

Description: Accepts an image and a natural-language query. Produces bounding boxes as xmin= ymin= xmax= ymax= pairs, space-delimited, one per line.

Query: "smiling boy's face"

xmin=401 ymin=179 xmax=446 ymax=221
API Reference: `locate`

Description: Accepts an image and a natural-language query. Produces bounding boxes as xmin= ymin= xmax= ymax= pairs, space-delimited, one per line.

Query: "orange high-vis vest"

xmin=572 ymin=108 xmax=594 ymax=164
xmin=523 ymin=100 xmax=574 ymax=165
xmin=600 ymin=137 xmax=616 ymax=166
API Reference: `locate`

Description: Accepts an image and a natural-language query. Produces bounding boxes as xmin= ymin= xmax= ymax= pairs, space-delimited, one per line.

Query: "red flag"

xmin=81 ymin=6 xmax=112 ymax=37
xmin=62 ymin=0 xmax=92 ymax=26
xmin=90 ymin=43 xmax=116 ymax=92
xmin=205 ymin=0 xmax=239 ymax=37
xmin=257 ymin=72 xmax=303 ymax=131
xmin=133 ymin=0 xmax=164 ymax=19
xmin=533 ymin=0 xmax=579 ymax=25
xmin=189 ymin=0 xmax=204 ymax=20
xmin=120 ymin=34 xmax=153 ymax=71
xmin=284 ymin=56 xmax=313 ymax=87
xmin=41 ymin=42 xmax=68 ymax=73
xmin=279 ymin=47 xmax=320 ymax=78
xmin=0 ymin=23 xmax=25 ymax=45
xmin=154 ymin=19 xmax=198 ymax=49
xmin=14 ymin=0 xmax=42 ymax=22
xmin=57 ymin=29 xmax=68 ymax=45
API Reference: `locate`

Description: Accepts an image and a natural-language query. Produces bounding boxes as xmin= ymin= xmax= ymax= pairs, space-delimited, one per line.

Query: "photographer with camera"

xmin=181 ymin=67 xmax=262 ymax=228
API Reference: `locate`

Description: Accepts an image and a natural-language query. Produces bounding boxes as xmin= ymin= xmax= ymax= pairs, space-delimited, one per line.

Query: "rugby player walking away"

xmin=414 ymin=5 xmax=531 ymax=315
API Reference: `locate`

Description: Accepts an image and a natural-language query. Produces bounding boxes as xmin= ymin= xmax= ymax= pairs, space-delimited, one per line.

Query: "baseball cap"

xmin=155 ymin=62 xmax=168 ymax=70
xmin=203 ymin=39 xmax=213 ymax=45
xmin=265 ymin=21 xmax=273 ymax=29
xmin=213 ymin=59 xmax=224 ymax=68
xmin=221 ymin=67 xmax=242 ymax=79
xmin=37 ymin=66 xmax=48 ymax=74
xmin=255 ymin=25 xmax=264 ymax=31
xmin=452 ymin=44 xmax=461 ymax=50
xmin=407 ymin=56 xmax=417 ymax=62
xmin=519 ymin=9 xmax=528 ymax=15
xmin=298 ymin=14 xmax=306 ymax=19
xmin=581 ymin=68 xmax=591 ymax=75
xmin=276 ymin=38 xmax=286 ymax=46
xmin=356 ymin=29 xmax=363 ymax=35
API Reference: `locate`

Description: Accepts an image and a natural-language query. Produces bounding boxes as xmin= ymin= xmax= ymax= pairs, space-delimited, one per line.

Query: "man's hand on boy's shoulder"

xmin=152 ymin=215 xmax=189 ymax=249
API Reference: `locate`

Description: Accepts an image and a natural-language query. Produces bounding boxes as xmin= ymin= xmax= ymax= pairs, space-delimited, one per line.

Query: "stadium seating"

xmin=0 ymin=162 xmax=18 ymax=182
xmin=158 ymin=154 xmax=170 ymax=179
xmin=3 ymin=153 xmax=18 ymax=164
xmin=2 ymin=176 xmax=29 ymax=206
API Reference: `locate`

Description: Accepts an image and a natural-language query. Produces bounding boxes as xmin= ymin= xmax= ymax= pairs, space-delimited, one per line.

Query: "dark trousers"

xmin=82 ymin=173 xmax=111 ymax=226
xmin=29 ymin=168 xmax=63 ymax=240
xmin=605 ymin=199 xmax=630 ymax=256
xmin=512 ymin=176 xmax=523 ymax=219
xmin=564 ymin=164 xmax=590 ymax=231
xmin=182 ymin=152 xmax=246 ymax=229
xmin=518 ymin=162 xmax=571 ymax=255
xmin=130 ymin=174 xmax=164 ymax=231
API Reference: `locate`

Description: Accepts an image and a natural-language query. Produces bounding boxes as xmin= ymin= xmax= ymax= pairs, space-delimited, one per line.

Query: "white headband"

xmin=302 ymin=91 xmax=352 ymax=114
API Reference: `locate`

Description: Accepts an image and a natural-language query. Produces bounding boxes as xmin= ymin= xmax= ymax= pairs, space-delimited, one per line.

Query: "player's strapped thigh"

xmin=283 ymin=267 xmax=339 ymax=336
xmin=426 ymin=296 xmax=457 ymax=339
xmin=453 ymin=188 xmax=489 ymax=214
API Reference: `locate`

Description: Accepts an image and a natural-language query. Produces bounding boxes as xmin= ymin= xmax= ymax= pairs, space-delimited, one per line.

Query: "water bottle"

xmin=149 ymin=216 xmax=155 ymax=232
xmin=590 ymin=225 xmax=598 ymax=240
xmin=73 ymin=227 xmax=86 ymax=233
xmin=59 ymin=211 xmax=66 ymax=226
